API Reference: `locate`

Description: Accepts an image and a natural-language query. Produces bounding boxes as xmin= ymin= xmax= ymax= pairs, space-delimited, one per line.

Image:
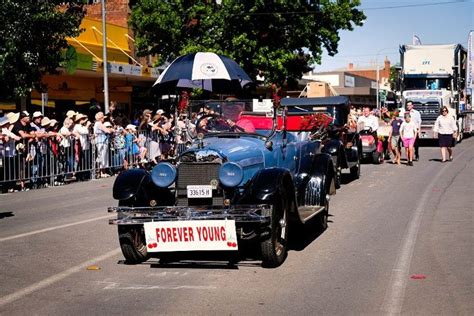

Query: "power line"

xmin=361 ymin=0 xmax=470 ymax=10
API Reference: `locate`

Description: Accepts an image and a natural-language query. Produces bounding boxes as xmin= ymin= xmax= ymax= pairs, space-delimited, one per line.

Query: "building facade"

xmin=303 ymin=58 xmax=393 ymax=108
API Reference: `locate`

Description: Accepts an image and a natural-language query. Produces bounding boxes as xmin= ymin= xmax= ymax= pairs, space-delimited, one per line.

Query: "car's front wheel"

xmin=260 ymin=190 xmax=289 ymax=268
xmin=117 ymin=200 xmax=149 ymax=264
xmin=118 ymin=225 xmax=149 ymax=264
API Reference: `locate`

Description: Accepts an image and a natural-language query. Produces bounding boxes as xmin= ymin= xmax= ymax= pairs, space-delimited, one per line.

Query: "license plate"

xmin=362 ymin=140 xmax=369 ymax=146
xmin=144 ymin=220 xmax=238 ymax=252
xmin=187 ymin=185 xmax=212 ymax=198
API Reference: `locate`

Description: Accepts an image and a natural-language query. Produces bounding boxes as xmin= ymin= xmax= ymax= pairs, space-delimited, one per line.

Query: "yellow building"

xmin=28 ymin=17 xmax=158 ymax=116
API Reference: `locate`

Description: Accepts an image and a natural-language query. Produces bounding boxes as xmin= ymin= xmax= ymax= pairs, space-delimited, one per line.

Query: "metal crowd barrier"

xmin=0 ymin=130 xmax=184 ymax=193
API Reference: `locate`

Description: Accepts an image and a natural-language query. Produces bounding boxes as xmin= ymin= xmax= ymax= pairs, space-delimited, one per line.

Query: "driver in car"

xmin=226 ymin=117 xmax=256 ymax=133
xmin=357 ymin=105 xmax=379 ymax=134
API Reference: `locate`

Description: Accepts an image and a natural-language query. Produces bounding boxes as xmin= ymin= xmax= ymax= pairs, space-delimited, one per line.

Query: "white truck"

xmin=397 ymin=44 xmax=470 ymax=140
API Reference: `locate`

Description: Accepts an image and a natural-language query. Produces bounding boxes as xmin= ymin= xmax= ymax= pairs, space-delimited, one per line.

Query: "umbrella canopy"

xmin=153 ymin=52 xmax=253 ymax=94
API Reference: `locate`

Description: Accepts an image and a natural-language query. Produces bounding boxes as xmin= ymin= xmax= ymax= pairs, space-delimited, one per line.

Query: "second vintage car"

xmin=108 ymin=101 xmax=337 ymax=268
xmin=281 ymin=96 xmax=362 ymax=187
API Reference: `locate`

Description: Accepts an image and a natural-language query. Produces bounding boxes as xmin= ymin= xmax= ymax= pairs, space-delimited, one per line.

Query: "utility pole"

xmin=101 ymin=0 xmax=109 ymax=114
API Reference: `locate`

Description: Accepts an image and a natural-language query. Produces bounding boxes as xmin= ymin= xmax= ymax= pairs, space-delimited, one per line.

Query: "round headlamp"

xmin=151 ymin=162 xmax=177 ymax=188
xmin=218 ymin=162 xmax=243 ymax=187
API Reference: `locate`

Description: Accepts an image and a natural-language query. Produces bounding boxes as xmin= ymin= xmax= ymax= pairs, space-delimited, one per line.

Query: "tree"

xmin=0 ymin=0 xmax=85 ymax=99
xmin=129 ymin=0 xmax=365 ymax=89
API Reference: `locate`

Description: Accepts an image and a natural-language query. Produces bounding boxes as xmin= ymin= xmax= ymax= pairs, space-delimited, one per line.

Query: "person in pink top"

xmin=399 ymin=113 xmax=418 ymax=166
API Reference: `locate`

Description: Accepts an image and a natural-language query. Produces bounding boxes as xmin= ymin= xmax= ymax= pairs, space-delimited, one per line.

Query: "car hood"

xmin=180 ymin=136 xmax=266 ymax=165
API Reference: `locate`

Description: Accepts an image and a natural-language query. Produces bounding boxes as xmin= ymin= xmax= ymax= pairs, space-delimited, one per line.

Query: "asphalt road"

xmin=1 ymin=138 xmax=473 ymax=315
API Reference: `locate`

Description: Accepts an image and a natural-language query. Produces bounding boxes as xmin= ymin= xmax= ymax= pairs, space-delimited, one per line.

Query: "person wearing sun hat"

xmin=6 ymin=112 xmax=20 ymax=125
xmin=94 ymin=111 xmax=112 ymax=178
xmin=29 ymin=112 xmax=49 ymax=188
xmin=72 ymin=113 xmax=92 ymax=181
xmin=0 ymin=116 xmax=20 ymax=192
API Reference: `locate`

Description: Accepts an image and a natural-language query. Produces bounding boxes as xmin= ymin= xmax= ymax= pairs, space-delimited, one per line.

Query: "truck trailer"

xmin=397 ymin=44 xmax=471 ymax=140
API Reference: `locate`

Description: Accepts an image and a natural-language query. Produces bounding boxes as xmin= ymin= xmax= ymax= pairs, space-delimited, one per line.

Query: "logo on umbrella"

xmin=200 ymin=63 xmax=218 ymax=77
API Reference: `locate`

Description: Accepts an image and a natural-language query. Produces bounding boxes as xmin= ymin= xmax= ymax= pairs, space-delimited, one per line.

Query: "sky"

xmin=314 ymin=0 xmax=474 ymax=72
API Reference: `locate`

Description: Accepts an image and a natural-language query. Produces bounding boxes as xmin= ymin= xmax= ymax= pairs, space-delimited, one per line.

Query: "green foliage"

xmin=0 ymin=0 xmax=85 ymax=98
xmin=129 ymin=0 xmax=365 ymax=89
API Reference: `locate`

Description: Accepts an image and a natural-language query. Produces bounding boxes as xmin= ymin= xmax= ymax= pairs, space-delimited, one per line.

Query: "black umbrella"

xmin=153 ymin=52 xmax=253 ymax=95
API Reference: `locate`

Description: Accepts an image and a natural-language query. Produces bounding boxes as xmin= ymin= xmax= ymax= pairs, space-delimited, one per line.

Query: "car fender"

xmin=322 ymin=139 xmax=347 ymax=169
xmin=241 ymin=168 xmax=299 ymax=220
xmin=113 ymin=169 xmax=175 ymax=206
xmin=311 ymin=153 xmax=336 ymax=195
xmin=113 ymin=169 xmax=150 ymax=201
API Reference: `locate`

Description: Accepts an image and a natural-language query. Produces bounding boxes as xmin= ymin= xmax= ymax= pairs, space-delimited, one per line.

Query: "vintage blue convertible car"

xmin=108 ymin=101 xmax=336 ymax=267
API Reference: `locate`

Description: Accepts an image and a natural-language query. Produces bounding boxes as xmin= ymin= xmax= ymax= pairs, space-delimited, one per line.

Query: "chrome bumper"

xmin=108 ymin=205 xmax=272 ymax=225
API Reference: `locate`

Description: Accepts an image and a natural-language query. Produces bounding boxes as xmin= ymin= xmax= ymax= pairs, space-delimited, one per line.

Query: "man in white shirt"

xmin=357 ymin=105 xmax=379 ymax=132
xmin=405 ymin=101 xmax=422 ymax=161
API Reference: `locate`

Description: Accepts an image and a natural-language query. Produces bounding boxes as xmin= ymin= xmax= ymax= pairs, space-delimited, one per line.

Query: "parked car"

xmin=281 ymin=96 xmax=362 ymax=187
xmin=109 ymin=101 xmax=336 ymax=268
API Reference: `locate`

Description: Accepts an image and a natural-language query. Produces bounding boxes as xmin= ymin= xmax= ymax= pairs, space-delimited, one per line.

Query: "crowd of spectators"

xmin=0 ymin=101 xmax=194 ymax=193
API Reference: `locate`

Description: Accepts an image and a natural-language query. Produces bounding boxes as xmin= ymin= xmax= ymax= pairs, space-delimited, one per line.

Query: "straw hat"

xmin=6 ymin=112 xmax=20 ymax=124
xmin=66 ymin=110 xmax=77 ymax=118
xmin=41 ymin=117 xmax=51 ymax=127
xmin=32 ymin=111 xmax=43 ymax=118
xmin=74 ymin=113 xmax=87 ymax=122
xmin=49 ymin=119 xmax=58 ymax=127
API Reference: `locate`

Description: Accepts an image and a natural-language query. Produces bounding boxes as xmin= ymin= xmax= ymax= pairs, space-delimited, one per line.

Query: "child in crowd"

xmin=399 ymin=113 xmax=418 ymax=166
xmin=389 ymin=112 xmax=403 ymax=165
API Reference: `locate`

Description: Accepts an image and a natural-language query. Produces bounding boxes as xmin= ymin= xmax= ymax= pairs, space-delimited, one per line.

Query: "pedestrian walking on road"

xmin=405 ymin=101 xmax=422 ymax=161
xmin=433 ymin=106 xmax=458 ymax=162
xmin=400 ymin=113 xmax=418 ymax=166
xmin=388 ymin=112 xmax=403 ymax=164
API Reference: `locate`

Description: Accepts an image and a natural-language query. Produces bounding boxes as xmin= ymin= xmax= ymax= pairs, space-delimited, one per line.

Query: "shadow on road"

xmin=289 ymin=215 xmax=330 ymax=252
xmin=0 ymin=212 xmax=14 ymax=219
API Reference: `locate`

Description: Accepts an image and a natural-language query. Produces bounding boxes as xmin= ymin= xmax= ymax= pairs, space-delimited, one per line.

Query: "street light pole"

xmin=376 ymin=64 xmax=380 ymax=116
xmin=101 ymin=0 xmax=109 ymax=114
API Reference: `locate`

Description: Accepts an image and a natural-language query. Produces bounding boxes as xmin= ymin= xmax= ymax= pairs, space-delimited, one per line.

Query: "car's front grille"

xmin=176 ymin=162 xmax=223 ymax=206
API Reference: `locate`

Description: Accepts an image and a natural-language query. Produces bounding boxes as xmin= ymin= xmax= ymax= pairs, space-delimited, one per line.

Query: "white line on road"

xmin=99 ymin=281 xmax=216 ymax=290
xmin=380 ymin=148 xmax=469 ymax=315
xmin=0 ymin=248 xmax=121 ymax=307
xmin=0 ymin=214 xmax=114 ymax=242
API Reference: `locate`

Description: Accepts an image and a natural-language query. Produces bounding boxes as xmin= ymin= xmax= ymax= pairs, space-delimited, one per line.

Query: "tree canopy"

xmin=129 ymin=0 xmax=365 ymax=89
xmin=0 ymin=0 xmax=85 ymax=99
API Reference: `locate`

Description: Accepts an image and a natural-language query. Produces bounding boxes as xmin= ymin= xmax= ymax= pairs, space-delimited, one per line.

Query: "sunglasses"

xmin=442 ymin=110 xmax=448 ymax=113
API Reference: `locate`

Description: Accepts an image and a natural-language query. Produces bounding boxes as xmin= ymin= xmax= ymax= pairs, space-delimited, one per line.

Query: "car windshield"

xmin=188 ymin=101 xmax=272 ymax=137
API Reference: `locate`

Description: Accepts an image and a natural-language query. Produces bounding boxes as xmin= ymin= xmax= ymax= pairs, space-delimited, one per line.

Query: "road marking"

xmin=381 ymin=148 xmax=469 ymax=315
xmin=0 ymin=214 xmax=114 ymax=242
xmin=0 ymin=248 xmax=121 ymax=307
xmin=99 ymin=281 xmax=216 ymax=290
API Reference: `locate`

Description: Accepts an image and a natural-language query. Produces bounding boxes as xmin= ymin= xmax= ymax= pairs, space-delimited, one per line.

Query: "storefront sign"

xmin=344 ymin=75 xmax=355 ymax=87
xmin=109 ymin=62 xmax=142 ymax=76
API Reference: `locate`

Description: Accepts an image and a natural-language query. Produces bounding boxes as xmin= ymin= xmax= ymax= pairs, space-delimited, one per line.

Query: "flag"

xmin=412 ymin=35 xmax=422 ymax=45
